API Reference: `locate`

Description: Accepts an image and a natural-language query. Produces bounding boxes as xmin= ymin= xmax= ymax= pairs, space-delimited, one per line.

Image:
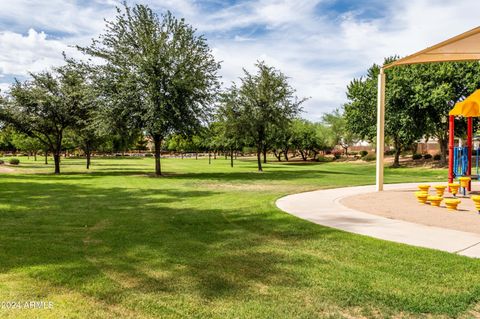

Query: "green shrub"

xmin=423 ymin=154 xmax=433 ymax=160
xmin=144 ymin=153 xmax=154 ymax=157
xmin=362 ymin=153 xmax=376 ymax=161
xmin=0 ymin=159 xmax=4 ymax=165
xmin=433 ymin=154 xmax=442 ymax=161
xmin=385 ymin=149 xmax=396 ymax=156
xmin=359 ymin=150 xmax=368 ymax=157
xmin=9 ymin=158 xmax=20 ymax=165
xmin=316 ymin=156 xmax=332 ymax=162
xmin=332 ymin=151 xmax=342 ymax=159
xmin=348 ymin=151 xmax=358 ymax=156
xmin=412 ymin=153 xmax=422 ymax=160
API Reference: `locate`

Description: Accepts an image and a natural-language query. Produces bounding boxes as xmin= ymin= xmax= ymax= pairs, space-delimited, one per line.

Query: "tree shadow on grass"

xmin=2 ymin=171 xmax=475 ymax=317
xmin=5 ymin=166 xmax=363 ymax=184
xmin=0 ymin=179 xmax=337 ymax=304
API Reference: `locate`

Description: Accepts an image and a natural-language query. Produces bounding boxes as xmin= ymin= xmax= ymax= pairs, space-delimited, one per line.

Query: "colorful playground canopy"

xmin=385 ymin=27 xmax=480 ymax=69
xmin=449 ymin=89 xmax=480 ymax=117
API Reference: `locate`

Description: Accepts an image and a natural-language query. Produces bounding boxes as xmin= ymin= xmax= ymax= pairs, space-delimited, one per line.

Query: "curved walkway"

xmin=276 ymin=183 xmax=480 ymax=258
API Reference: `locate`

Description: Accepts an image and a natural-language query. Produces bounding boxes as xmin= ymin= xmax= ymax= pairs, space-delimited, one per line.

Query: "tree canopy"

xmin=221 ymin=62 xmax=305 ymax=171
xmin=0 ymin=65 xmax=93 ymax=173
xmin=78 ymin=3 xmax=221 ymax=175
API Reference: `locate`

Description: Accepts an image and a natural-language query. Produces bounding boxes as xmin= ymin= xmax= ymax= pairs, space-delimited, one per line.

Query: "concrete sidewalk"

xmin=276 ymin=183 xmax=480 ymax=258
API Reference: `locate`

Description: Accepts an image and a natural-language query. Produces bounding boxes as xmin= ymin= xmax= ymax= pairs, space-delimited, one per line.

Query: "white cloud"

xmin=0 ymin=0 xmax=479 ymax=119
xmin=0 ymin=29 xmax=76 ymax=77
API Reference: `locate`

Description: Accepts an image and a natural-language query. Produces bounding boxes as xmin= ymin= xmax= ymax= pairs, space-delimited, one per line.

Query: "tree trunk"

xmin=214 ymin=151 xmax=216 ymax=160
xmin=410 ymin=143 xmax=418 ymax=155
xmin=300 ymin=150 xmax=307 ymax=161
xmin=263 ymin=145 xmax=267 ymax=164
xmin=230 ymin=149 xmax=234 ymax=168
xmin=34 ymin=152 xmax=37 ymax=161
xmin=44 ymin=150 xmax=48 ymax=165
xmin=273 ymin=149 xmax=282 ymax=161
xmin=86 ymin=151 xmax=91 ymax=169
xmin=283 ymin=148 xmax=289 ymax=161
xmin=393 ymin=142 xmax=402 ymax=168
xmin=438 ymin=134 xmax=448 ymax=166
xmin=54 ymin=152 xmax=61 ymax=174
xmin=195 ymin=152 xmax=198 ymax=160
xmin=208 ymin=151 xmax=211 ymax=165
xmin=257 ymin=146 xmax=263 ymax=172
xmin=154 ymin=136 xmax=162 ymax=176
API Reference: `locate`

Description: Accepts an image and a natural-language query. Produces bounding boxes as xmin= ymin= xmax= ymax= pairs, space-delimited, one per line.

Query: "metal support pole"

xmin=376 ymin=68 xmax=386 ymax=191
xmin=448 ymin=115 xmax=455 ymax=186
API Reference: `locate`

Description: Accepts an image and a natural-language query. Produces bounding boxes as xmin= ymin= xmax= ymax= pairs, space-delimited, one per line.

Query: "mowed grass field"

xmin=1 ymin=156 xmax=480 ymax=318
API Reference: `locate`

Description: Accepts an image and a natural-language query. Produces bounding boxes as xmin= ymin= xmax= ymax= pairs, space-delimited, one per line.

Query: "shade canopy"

xmin=376 ymin=26 xmax=480 ymax=192
xmin=384 ymin=26 xmax=480 ymax=69
xmin=449 ymin=89 xmax=480 ymax=117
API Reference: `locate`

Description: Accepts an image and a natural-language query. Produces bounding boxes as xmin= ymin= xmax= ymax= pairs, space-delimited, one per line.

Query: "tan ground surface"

xmin=0 ymin=166 xmax=15 ymax=173
xmin=341 ymin=187 xmax=480 ymax=235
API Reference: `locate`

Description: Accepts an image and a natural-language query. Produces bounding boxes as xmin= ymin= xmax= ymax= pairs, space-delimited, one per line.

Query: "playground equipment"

xmin=448 ymin=183 xmax=460 ymax=197
xmin=427 ymin=196 xmax=443 ymax=207
xmin=415 ymin=192 xmax=428 ymax=204
xmin=417 ymin=185 xmax=430 ymax=193
xmin=451 ymin=138 xmax=480 ymax=185
xmin=449 ymin=89 xmax=480 ymax=191
xmin=459 ymin=177 xmax=472 ymax=196
xmin=472 ymin=195 xmax=480 ymax=213
xmin=445 ymin=198 xmax=461 ymax=211
xmin=434 ymin=185 xmax=447 ymax=197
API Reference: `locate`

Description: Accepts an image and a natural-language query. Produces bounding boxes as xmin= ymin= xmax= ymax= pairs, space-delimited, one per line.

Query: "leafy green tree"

xmin=227 ymin=62 xmax=305 ymax=171
xmin=203 ymin=122 xmax=225 ymax=163
xmin=165 ymin=133 xmax=187 ymax=158
xmin=73 ymin=89 xmax=107 ymax=169
xmin=322 ymin=109 xmax=358 ymax=156
xmin=290 ymin=119 xmax=319 ymax=161
xmin=216 ymin=89 xmax=246 ymax=167
xmin=0 ymin=66 xmax=94 ymax=174
xmin=270 ymin=123 xmax=293 ymax=161
xmin=343 ymin=67 xmax=378 ymax=143
xmin=411 ymin=62 xmax=480 ymax=164
xmin=78 ymin=4 xmax=221 ymax=175
xmin=135 ymin=134 xmax=149 ymax=152
xmin=0 ymin=125 xmax=16 ymax=152
xmin=344 ymin=58 xmax=426 ymax=167
xmin=11 ymin=131 xmax=44 ymax=160
xmin=314 ymin=122 xmax=336 ymax=155
xmin=344 ymin=58 xmax=480 ymax=167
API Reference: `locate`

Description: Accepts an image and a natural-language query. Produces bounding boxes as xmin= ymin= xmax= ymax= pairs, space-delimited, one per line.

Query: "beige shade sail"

xmin=384 ymin=26 xmax=480 ymax=69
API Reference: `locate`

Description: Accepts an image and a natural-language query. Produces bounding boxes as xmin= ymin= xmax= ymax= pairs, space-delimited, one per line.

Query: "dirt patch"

xmin=341 ymin=187 xmax=480 ymax=235
xmin=0 ymin=166 xmax=15 ymax=173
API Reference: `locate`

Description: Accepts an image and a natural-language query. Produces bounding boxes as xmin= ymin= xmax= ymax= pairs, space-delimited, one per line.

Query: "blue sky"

xmin=0 ymin=0 xmax=478 ymax=120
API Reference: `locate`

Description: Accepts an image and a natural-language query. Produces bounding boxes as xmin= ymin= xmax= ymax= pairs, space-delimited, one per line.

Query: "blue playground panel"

xmin=453 ymin=146 xmax=480 ymax=178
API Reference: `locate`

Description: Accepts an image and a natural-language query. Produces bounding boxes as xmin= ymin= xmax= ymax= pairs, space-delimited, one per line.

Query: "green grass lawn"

xmin=1 ymin=156 xmax=479 ymax=318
